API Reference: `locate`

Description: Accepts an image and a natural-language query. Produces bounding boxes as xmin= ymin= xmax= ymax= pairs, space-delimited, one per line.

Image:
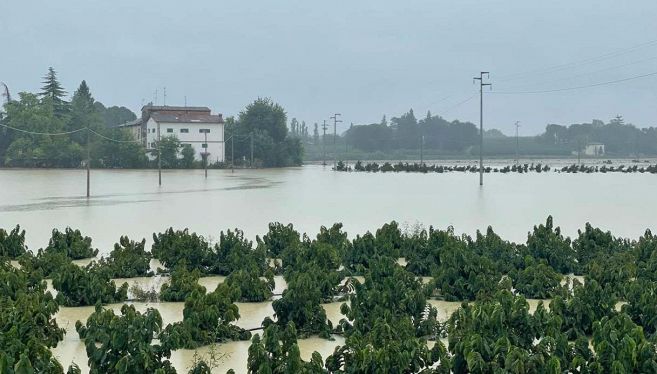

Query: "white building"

xmin=118 ymin=105 xmax=225 ymax=163
xmin=584 ymin=142 xmax=605 ymax=157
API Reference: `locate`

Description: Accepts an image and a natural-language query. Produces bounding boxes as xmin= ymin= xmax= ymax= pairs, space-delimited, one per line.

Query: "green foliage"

xmin=46 ymin=227 xmax=98 ymax=260
xmin=550 ymin=279 xmax=618 ymax=339
xmin=328 ymin=258 xmax=444 ymax=373
xmin=158 ymin=136 xmax=182 ymax=169
xmin=526 ymin=216 xmax=576 ymax=274
xmin=100 ymin=236 xmax=153 ymax=278
xmin=208 ymin=229 xmax=267 ymax=276
xmin=180 ymin=144 xmax=197 ymax=168
xmin=159 ymin=263 xmax=206 ymax=302
xmin=93 ymin=102 xmax=137 ymax=127
xmin=152 ymin=228 xmax=211 ymax=271
xmin=258 ymin=222 xmax=301 ymax=258
xmin=405 ymin=226 xmax=457 ymax=276
xmin=272 ymin=271 xmax=333 ymax=337
xmin=0 ymin=261 xmax=65 ymax=373
xmin=75 ymin=304 xmax=176 ymax=374
xmin=339 ymin=257 xmax=439 ymax=338
xmin=227 ymin=98 xmax=303 ymax=167
xmin=622 ymin=280 xmax=657 ymax=337
xmin=430 ymin=236 xmax=501 ymax=301
xmin=247 ymin=322 xmax=326 ymax=373
xmin=447 ymin=290 xmax=568 ymax=373
xmin=52 ymin=262 xmax=128 ymax=306
xmin=573 ymin=222 xmax=631 ymax=272
xmin=512 ymin=261 xmax=563 ymax=299
xmin=0 ymin=225 xmax=27 ymax=259
xmin=18 ymin=249 xmax=71 ymax=279
xmin=224 ymin=269 xmax=274 ymax=302
xmin=590 ymin=314 xmax=657 ymax=372
xmin=162 ymin=285 xmax=251 ymax=349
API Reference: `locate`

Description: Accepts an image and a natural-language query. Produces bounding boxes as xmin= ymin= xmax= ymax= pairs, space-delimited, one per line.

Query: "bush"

xmin=100 ymin=236 xmax=153 ymax=278
xmin=208 ymin=229 xmax=267 ymax=276
xmin=76 ymin=304 xmax=176 ymax=374
xmin=152 ymin=228 xmax=210 ymax=271
xmin=52 ymin=262 xmax=128 ymax=306
xmin=0 ymin=262 xmax=66 ymax=373
xmin=46 ymin=227 xmax=99 ymax=259
xmin=0 ymin=225 xmax=27 ymax=259
xmin=224 ymin=269 xmax=274 ymax=302
xmin=258 ymin=222 xmax=300 ymax=258
xmin=162 ymin=285 xmax=251 ymax=349
xmin=159 ymin=263 xmax=206 ymax=302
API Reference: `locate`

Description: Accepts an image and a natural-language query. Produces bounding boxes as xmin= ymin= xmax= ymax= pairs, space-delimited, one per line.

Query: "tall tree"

xmin=39 ymin=67 xmax=68 ymax=117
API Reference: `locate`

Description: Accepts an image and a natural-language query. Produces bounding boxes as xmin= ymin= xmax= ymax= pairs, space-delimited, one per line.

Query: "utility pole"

xmin=420 ymin=135 xmax=424 ymax=165
xmin=473 ymin=72 xmax=491 ymax=186
xmin=515 ymin=121 xmax=521 ymax=164
xmin=86 ymin=127 xmax=91 ymax=198
xmin=157 ymin=121 xmax=162 ymax=186
xmin=250 ymin=132 xmax=254 ymax=168
xmin=330 ymin=113 xmax=342 ymax=168
xmin=203 ymin=129 xmax=208 ymax=178
xmin=321 ymin=120 xmax=328 ymax=166
xmin=231 ymin=133 xmax=234 ymax=173
xmin=163 ymin=87 xmax=167 ymax=106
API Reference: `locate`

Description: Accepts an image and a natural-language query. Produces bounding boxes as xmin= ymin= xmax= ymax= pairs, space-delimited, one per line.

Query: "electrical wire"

xmin=490 ymin=70 xmax=657 ymax=94
xmin=0 ymin=123 xmax=87 ymax=136
xmin=87 ymin=128 xmax=142 ymax=143
xmin=496 ymin=38 xmax=657 ymax=82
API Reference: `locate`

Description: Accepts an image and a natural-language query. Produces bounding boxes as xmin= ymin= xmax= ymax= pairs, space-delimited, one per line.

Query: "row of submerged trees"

xmin=2 ymin=217 xmax=657 ymax=372
xmin=336 ymin=161 xmax=657 ymax=174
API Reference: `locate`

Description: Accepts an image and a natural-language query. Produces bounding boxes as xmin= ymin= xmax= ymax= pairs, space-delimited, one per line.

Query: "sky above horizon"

xmin=2 ymin=0 xmax=657 ymax=135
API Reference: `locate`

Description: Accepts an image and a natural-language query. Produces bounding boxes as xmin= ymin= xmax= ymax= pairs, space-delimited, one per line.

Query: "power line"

xmin=491 ymin=70 xmax=657 ymax=94
xmin=499 ymin=54 xmax=657 ymax=91
xmin=496 ymin=38 xmax=657 ymax=82
xmin=0 ymin=123 xmax=87 ymax=136
xmin=87 ymin=128 xmax=142 ymax=143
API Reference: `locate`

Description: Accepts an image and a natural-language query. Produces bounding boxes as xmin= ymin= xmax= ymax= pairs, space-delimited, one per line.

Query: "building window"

xmin=199 ymin=129 xmax=211 ymax=133
xmin=180 ymin=128 xmax=189 ymax=133
xmin=167 ymin=128 xmax=173 ymax=133
xmin=202 ymin=143 xmax=208 ymax=148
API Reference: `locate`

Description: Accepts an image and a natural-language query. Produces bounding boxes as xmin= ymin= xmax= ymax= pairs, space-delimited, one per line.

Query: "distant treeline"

xmin=303 ymin=110 xmax=657 ymax=160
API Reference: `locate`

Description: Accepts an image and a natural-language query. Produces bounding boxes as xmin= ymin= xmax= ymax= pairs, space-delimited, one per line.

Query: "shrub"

xmin=46 ymin=227 xmax=98 ymax=259
xmin=0 ymin=225 xmax=27 ymax=259
xmin=52 ymin=262 xmax=128 ymax=306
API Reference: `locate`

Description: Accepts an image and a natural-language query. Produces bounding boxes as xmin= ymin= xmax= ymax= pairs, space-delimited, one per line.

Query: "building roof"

xmin=151 ymin=112 xmax=224 ymax=124
xmin=141 ymin=105 xmax=211 ymax=112
xmin=586 ymin=142 xmax=605 ymax=146
xmin=115 ymin=118 xmax=142 ymax=128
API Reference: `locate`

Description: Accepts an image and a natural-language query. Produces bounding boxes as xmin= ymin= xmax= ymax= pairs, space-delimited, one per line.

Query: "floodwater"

xmin=1 ymin=164 xmax=656 ymax=253
xmin=1 ymin=164 xmax=656 ymax=372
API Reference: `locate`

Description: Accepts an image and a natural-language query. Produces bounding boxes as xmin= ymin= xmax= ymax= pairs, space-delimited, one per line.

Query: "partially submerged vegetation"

xmin=336 ymin=160 xmax=657 ymax=174
xmin=3 ymin=218 xmax=657 ymax=372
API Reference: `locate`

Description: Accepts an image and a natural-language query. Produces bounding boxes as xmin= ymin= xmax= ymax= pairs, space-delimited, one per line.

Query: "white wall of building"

xmin=145 ymin=118 xmax=225 ymax=163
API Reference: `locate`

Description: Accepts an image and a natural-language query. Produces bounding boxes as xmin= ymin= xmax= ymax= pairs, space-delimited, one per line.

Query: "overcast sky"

xmin=2 ymin=0 xmax=657 ymax=135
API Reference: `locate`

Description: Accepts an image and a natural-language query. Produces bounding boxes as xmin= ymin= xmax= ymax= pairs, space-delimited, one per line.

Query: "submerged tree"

xmin=76 ymin=304 xmax=176 ymax=374
xmin=0 ymin=225 xmax=27 ymax=259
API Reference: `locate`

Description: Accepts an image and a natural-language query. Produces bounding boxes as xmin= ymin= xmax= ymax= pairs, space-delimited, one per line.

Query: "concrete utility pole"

xmin=515 ymin=121 xmax=521 ymax=164
xmin=420 ymin=134 xmax=425 ymax=165
xmin=86 ymin=127 xmax=91 ymax=198
xmin=250 ymin=132 xmax=254 ymax=168
xmin=202 ymin=129 xmax=209 ymax=178
xmin=157 ymin=121 xmax=162 ymax=186
xmin=330 ymin=113 xmax=342 ymax=168
xmin=321 ymin=120 xmax=328 ymax=166
xmin=231 ymin=133 xmax=234 ymax=173
xmin=473 ymin=72 xmax=491 ymax=186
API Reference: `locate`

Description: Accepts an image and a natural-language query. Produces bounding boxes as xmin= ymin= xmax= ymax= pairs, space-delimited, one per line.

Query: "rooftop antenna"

xmin=163 ymin=87 xmax=167 ymax=106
